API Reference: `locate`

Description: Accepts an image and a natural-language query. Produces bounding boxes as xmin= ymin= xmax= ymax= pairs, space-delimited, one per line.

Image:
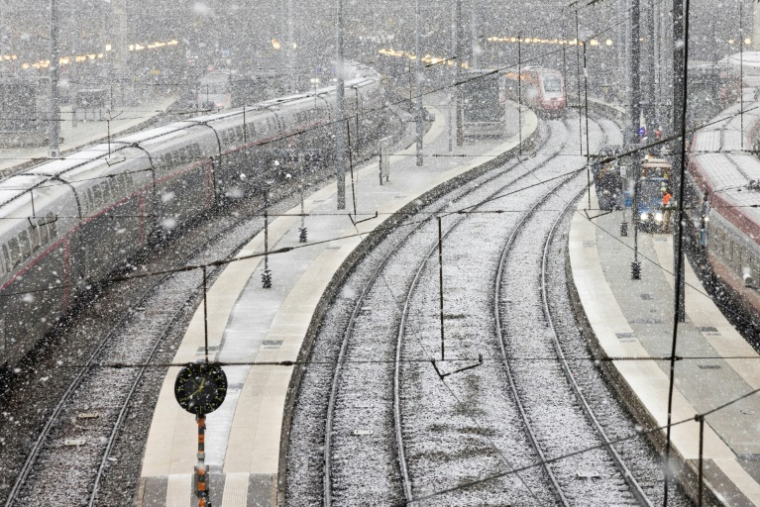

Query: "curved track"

xmin=314 ymin=115 xmax=652 ymax=506
xmin=3 ymin=165 xmax=349 ymax=507
xmin=289 ymin=112 xmax=694 ymax=507
xmin=540 ymin=196 xmax=654 ymax=507
xmin=321 ymin=119 xmax=570 ymax=506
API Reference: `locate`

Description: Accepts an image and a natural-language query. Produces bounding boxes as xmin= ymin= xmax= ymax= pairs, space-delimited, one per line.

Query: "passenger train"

xmin=503 ymin=66 xmax=567 ymax=117
xmin=688 ymin=91 xmax=760 ymax=326
xmin=0 ymin=65 xmax=381 ymax=369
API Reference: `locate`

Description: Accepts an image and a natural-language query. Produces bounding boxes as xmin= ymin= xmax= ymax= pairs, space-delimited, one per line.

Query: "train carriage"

xmin=0 ymin=66 xmax=379 ymax=369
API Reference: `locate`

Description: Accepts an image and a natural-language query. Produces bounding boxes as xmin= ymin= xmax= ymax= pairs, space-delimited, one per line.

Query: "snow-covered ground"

xmin=286 ymin=114 xmax=694 ymax=506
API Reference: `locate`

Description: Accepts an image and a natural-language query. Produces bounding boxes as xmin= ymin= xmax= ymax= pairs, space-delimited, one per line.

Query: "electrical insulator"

xmin=620 ymin=221 xmax=628 ymax=237
xmin=631 ymin=261 xmax=641 ymax=280
xmin=262 ymin=269 xmax=272 ymax=289
xmin=299 ymin=227 xmax=307 ymax=243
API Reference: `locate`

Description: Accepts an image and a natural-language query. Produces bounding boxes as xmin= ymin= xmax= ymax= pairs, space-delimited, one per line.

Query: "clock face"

xmin=174 ymin=363 xmax=228 ymax=415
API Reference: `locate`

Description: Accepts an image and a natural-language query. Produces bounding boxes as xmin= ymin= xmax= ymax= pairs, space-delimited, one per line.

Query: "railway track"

xmin=491 ymin=119 xmax=659 ymax=504
xmin=0 ymin=159 xmax=369 ymax=506
xmin=392 ymin=119 xmax=594 ymax=506
xmin=313 ymin=119 xmax=569 ymax=505
xmin=289 ymin=111 xmax=696 ymax=507
xmin=314 ymin=117 xmax=610 ymax=506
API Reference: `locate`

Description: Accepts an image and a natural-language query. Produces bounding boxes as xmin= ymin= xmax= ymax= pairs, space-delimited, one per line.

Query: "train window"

xmin=191 ymin=144 xmax=201 ymax=158
xmin=7 ymin=238 xmax=20 ymax=268
xmin=86 ymin=188 xmax=95 ymax=213
xmin=235 ymin=126 xmax=243 ymax=140
xmin=38 ymin=219 xmax=49 ymax=245
xmin=111 ymin=175 xmax=122 ymax=196
xmin=101 ymin=181 xmax=112 ymax=204
xmin=18 ymin=231 xmax=31 ymax=260
xmin=92 ymin=185 xmax=103 ymax=208
xmin=47 ymin=213 xmax=57 ymax=239
xmin=1 ymin=244 xmax=10 ymax=273
xmin=28 ymin=225 xmax=41 ymax=253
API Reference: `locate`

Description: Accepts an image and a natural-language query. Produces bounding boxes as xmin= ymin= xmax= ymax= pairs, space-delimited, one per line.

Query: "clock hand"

xmin=180 ymin=378 xmax=206 ymax=402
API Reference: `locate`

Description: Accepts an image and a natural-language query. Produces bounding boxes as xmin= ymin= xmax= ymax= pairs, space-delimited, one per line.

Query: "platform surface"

xmin=0 ymin=94 xmax=177 ymax=178
xmin=570 ymin=192 xmax=760 ymax=506
xmin=137 ymin=97 xmax=537 ymax=506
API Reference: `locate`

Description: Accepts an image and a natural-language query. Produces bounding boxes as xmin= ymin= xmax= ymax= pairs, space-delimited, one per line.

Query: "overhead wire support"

xmin=438 ymin=216 xmax=445 ymax=361
xmin=415 ymin=0 xmax=424 ymax=166
xmin=582 ymin=38 xmax=591 ymax=208
xmin=664 ymin=0 xmax=692 ymax=503
xmin=518 ymin=34 xmax=523 ymax=157
xmin=575 ymin=9 xmax=583 ymax=155
xmin=335 ymin=0 xmax=347 ymax=209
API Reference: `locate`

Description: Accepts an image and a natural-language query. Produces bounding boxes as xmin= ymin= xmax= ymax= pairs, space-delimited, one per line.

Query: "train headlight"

xmin=655 ymin=212 xmax=663 ymax=222
xmin=640 ymin=212 xmax=648 ymax=220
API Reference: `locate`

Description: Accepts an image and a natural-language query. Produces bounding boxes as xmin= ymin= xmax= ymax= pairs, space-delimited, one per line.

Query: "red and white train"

xmin=688 ymin=90 xmax=760 ymax=319
xmin=503 ymin=66 xmax=567 ymax=117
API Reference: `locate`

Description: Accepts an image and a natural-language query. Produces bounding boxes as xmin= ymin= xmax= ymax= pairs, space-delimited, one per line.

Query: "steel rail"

xmin=390 ymin=121 xmax=574 ymax=504
xmin=323 ymin=118 xmax=568 ymax=504
xmin=540 ymin=191 xmax=655 ymax=507
xmin=493 ymin=166 xmax=579 ymax=507
xmin=324 ymin=133 xmax=543 ymax=505
xmin=8 ymin=183 xmax=299 ymax=507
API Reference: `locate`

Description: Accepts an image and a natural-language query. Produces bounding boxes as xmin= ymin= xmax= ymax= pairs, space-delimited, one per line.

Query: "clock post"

xmin=195 ymin=414 xmax=210 ymax=507
xmin=174 ymin=362 xmax=228 ymax=507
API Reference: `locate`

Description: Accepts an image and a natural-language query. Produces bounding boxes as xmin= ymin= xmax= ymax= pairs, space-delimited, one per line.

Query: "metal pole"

xmin=672 ymin=0 xmax=686 ymax=325
xmin=335 ymin=0 xmax=347 ymax=209
xmin=697 ymin=415 xmax=704 ymax=507
xmin=196 ymin=415 xmax=209 ymax=507
xmin=630 ymin=0 xmax=642 ymax=280
xmin=415 ymin=0 xmax=424 ymax=166
xmin=575 ymin=11 xmax=583 ymax=154
xmin=262 ymin=189 xmax=272 ymax=288
xmin=202 ymin=266 xmax=209 ymax=364
xmin=583 ymin=41 xmax=591 ymax=208
xmin=646 ymin=0 xmax=658 ymax=138
xmin=346 ymin=119 xmax=357 ymax=215
xmin=456 ymin=0 xmax=464 ymax=146
xmin=49 ymin=0 xmax=60 ymax=158
xmin=518 ymin=35 xmax=522 ymax=157
xmin=630 ymin=0 xmax=641 ymax=145
xmin=449 ymin=3 xmax=455 ymax=152
xmin=741 ymin=0 xmax=744 ymax=151
xmin=299 ymin=154 xmax=307 ymax=243
xmin=438 ymin=217 xmax=445 ymax=361
xmin=665 ymin=1 xmax=691 ymax=502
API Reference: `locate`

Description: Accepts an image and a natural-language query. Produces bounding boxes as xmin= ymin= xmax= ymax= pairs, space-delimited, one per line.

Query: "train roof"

xmin=0 ymin=62 xmax=378 ymax=218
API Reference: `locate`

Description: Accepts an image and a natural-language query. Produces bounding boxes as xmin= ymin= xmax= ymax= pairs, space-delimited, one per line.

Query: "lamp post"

xmin=49 ymin=0 xmax=60 ymax=158
xmin=414 ymin=0 xmax=423 ymax=166
xmin=335 ymin=0 xmax=347 ymax=209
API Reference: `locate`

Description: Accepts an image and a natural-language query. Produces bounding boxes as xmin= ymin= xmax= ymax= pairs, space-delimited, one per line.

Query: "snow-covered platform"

xmin=0 ymin=94 xmax=177 ymax=179
xmin=570 ymin=191 xmax=760 ymax=506
xmin=135 ymin=98 xmax=538 ymax=507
